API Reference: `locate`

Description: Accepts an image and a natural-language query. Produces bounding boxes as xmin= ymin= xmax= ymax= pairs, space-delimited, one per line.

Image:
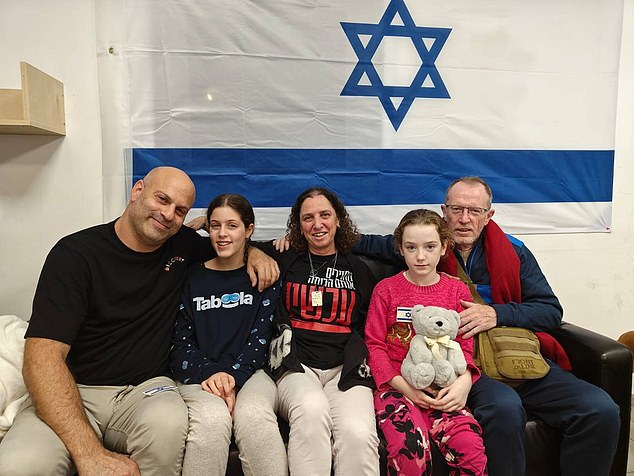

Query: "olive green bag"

xmin=474 ymin=326 xmax=550 ymax=386
xmin=455 ymin=263 xmax=550 ymax=386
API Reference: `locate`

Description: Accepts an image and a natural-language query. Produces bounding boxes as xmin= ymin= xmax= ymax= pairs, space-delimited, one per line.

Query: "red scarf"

xmin=439 ymin=220 xmax=571 ymax=370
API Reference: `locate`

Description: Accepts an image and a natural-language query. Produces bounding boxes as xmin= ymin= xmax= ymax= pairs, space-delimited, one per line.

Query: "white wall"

xmin=0 ymin=0 xmax=103 ymax=319
xmin=522 ymin=0 xmax=634 ymax=340
xmin=0 ymin=0 xmax=633 ymax=342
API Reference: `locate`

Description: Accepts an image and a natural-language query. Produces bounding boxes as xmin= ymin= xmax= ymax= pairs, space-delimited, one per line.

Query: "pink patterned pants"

xmin=375 ymin=387 xmax=488 ymax=476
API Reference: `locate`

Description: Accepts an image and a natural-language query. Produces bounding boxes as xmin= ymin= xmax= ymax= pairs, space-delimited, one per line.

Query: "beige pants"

xmin=277 ymin=365 xmax=379 ymax=476
xmin=0 ymin=376 xmax=188 ymax=476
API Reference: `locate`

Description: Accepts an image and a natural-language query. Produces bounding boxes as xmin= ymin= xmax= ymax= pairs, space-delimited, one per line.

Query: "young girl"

xmin=169 ymin=194 xmax=280 ymax=476
xmin=364 ymin=209 xmax=487 ymax=475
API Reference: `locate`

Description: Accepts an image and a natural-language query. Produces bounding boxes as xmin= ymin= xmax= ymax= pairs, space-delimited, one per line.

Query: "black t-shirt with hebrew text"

xmin=283 ymin=253 xmax=358 ymax=369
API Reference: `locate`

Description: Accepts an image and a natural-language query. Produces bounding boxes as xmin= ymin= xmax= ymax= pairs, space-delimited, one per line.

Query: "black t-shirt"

xmin=283 ymin=253 xmax=359 ymax=369
xmin=26 ymin=221 xmax=211 ymax=385
xmin=253 ymin=241 xmax=376 ymax=388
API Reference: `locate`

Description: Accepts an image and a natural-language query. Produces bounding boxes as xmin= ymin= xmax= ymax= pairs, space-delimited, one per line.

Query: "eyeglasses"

xmin=444 ymin=205 xmax=490 ymax=218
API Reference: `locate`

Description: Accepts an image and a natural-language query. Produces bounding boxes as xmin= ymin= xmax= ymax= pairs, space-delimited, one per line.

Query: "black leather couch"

xmin=226 ymin=256 xmax=633 ymax=476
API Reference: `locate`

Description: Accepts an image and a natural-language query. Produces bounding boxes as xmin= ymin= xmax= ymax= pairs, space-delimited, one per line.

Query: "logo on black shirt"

xmin=164 ymin=256 xmax=185 ymax=271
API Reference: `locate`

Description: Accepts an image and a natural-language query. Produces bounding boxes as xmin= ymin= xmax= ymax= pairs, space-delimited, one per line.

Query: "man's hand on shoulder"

xmin=458 ymin=300 xmax=497 ymax=339
xmin=246 ymin=246 xmax=280 ymax=291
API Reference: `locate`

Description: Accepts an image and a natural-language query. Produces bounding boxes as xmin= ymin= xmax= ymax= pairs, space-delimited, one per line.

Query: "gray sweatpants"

xmin=179 ymin=370 xmax=288 ymax=476
xmin=233 ymin=370 xmax=289 ymax=476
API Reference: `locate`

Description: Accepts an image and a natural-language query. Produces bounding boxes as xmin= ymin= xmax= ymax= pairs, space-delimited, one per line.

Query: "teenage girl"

xmin=169 ymin=194 xmax=280 ymax=476
xmin=364 ymin=208 xmax=487 ymax=475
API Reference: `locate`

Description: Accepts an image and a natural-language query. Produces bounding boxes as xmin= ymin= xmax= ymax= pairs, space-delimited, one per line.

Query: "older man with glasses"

xmin=355 ymin=176 xmax=619 ymax=476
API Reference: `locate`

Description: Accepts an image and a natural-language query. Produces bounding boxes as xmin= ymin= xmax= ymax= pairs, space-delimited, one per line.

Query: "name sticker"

xmin=311 ymin=290 xmax=323 ymax=307
xmin=396 ymin=307 xmax=412 ymax=322
xmin=143 ymin=385 xmax=176 ymax=396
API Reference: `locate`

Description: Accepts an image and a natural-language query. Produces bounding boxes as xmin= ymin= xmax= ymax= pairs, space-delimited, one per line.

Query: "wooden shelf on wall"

xmin=0 ymin=62 xmax=66 ymax=135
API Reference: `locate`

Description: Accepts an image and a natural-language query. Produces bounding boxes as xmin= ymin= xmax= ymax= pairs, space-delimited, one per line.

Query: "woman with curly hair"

xmin=234 ymin=187 xmax=380 ymax=476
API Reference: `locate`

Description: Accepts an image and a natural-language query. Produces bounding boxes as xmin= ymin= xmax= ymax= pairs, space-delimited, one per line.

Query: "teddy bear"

xmin=401 ymin=304 xmax=467 ymax=389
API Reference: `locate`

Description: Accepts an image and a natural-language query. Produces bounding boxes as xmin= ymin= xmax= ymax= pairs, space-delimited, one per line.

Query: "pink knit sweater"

xmin=365 ymin=271 xmax=480 ymax=389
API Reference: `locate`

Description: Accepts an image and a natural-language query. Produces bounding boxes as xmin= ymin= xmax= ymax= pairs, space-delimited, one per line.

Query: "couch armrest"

xmin=550 ymin=321 xmax=632 ymax=476
xmin=550 ymin=322 xmax=632 ymax=397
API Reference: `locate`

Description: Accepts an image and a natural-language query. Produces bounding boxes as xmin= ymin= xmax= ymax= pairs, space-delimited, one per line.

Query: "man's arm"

xmin=492 ymin=245 xmax=563 ymax=331
xmin=352 ymin=234 xmax=405 ymax=268
xmin=23 ymin=338 xmax=139 ymax=476
xmin=246 ymin=245 xmax=280 ymax=292
xmin=185 ymin=215 xmax=207 ymax=231
xmin=459 ymin=244 xmax=563 ymax=339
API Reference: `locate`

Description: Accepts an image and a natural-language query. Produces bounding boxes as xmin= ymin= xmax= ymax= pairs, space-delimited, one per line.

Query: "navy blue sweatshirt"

xmin=170 ymin=264 xmax=280 ymax=387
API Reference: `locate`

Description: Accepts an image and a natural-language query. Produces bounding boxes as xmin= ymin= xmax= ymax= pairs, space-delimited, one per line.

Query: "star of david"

xmin=340 ymin=0 xmax=451 ymax=130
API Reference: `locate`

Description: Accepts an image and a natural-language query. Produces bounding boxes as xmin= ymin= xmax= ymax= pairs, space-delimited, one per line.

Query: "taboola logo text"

xmin=193 ymin=292 xmax=253 ymax=311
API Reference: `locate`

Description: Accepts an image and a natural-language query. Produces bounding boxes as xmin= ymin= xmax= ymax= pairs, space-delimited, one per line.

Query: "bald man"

xmin=0 ymin=167 xmax=278 ymax=476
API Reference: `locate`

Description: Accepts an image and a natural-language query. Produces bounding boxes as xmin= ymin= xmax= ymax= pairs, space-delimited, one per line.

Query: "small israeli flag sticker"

xmin=396 ymin=307 xmax=413 ymax=323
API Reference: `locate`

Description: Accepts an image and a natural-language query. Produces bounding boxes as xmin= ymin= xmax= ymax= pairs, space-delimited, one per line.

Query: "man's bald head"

xmin=141 ymin=166 xmax=196 ymax=207
xmin=117 ymin=166 xmax=197 ymax=252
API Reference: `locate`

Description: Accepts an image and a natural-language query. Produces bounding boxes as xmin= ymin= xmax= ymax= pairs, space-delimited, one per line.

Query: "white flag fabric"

xmin=103 ymin=0 xmax=623 ymax=238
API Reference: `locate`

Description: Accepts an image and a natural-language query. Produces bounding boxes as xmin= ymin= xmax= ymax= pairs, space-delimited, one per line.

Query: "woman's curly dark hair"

xmin=287 ymin=187 xmax=359 ymax=254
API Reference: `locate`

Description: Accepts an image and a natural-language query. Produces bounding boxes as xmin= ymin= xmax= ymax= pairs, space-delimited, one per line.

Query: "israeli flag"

xmin=116 ymin=0 xmax=622 ymax=238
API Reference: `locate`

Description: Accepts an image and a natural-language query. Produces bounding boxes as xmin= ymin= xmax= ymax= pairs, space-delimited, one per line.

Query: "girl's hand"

xmin=202 ymin=372 xmax=235 ymax=398
xmin=202 ymin=372 xmax=237 ymax=416
xmin=388 ymin=375 xmax=437 ymax=409
xmin=428 ymin=372 xmax=472 ymax=413
xmin=223 ymin=388 xmax=237 ymax=416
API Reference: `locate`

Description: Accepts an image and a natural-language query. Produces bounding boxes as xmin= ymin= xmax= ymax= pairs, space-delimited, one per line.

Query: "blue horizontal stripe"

xmin=132 ymin=148 xmax=614 ymax=208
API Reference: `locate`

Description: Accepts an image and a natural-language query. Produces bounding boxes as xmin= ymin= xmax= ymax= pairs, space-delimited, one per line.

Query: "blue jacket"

xmin=354 ymin=228 xmax=563 ymax=331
